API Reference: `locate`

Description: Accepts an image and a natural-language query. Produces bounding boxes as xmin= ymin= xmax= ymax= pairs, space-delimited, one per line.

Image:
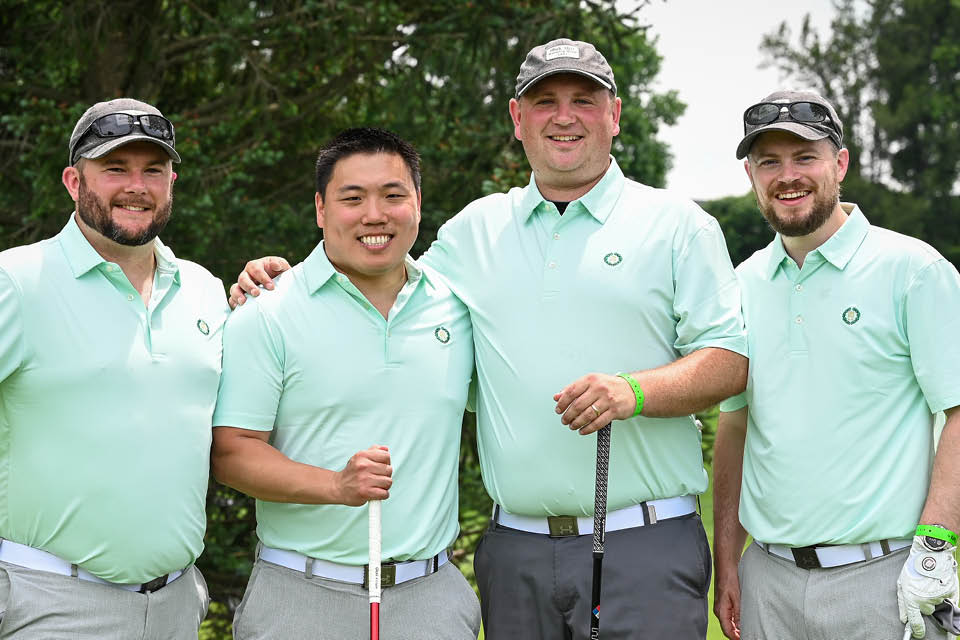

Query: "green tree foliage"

xmin=759 ymin=0 xmax=960 ymax=264
xmin=1 ymin=2 xmax=683 ymax=633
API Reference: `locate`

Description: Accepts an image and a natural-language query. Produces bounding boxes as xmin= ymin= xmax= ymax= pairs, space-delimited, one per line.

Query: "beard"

xmin=76 ymin=175 xmax=172 ymax=247
xmin=756 ymin=175 xmax=840 ymax=237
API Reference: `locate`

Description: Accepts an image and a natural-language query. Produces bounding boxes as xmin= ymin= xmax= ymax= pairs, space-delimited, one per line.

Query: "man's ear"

xmin=62 ymin=166 xmax=81 ymax=202
xmin=509 ymin=98 xmax=523 ymax=141
xmin=315 ymin=191 xmax=325 ymax=229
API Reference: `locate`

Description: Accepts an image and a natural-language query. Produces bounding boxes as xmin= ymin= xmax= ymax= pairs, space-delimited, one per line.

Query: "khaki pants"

xmin=0 ymin=562 xmax=208 ymax=639
xmin=739 ymin=542 xmax=953 ymax=640
xmin=233 ymin=557 xmax=480 ymax=640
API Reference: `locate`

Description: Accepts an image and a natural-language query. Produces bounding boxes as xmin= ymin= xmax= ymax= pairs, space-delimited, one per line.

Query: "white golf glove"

xmin=897 ymin=536 xmax=959 ymax=638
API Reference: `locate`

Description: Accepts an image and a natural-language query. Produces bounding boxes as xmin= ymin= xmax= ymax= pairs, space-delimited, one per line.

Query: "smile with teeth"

xmin=549 ymin=135 xmax=582 ymax=142
xmin=776 ymin=190 xmax=810 ymax=200
xmin=114 ymin=203 xmax=150 ymax=212
xmin=359 ymin=234 xmax=392 ymax=246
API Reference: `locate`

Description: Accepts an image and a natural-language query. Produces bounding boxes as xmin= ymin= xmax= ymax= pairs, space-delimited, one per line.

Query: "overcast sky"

xmin=631 ymin=0 xmax=839 ymax=200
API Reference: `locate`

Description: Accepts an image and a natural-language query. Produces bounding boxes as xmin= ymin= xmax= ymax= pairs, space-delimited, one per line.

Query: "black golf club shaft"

xmin=590 ymin=423 xmax=612 ymax=639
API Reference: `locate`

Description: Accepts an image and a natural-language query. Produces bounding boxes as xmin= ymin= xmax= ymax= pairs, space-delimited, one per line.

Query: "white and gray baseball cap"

xmin=515 ymin=38 xmax=617 ymax=98
xmin=68 ymin=98 xmax=180 ymax=166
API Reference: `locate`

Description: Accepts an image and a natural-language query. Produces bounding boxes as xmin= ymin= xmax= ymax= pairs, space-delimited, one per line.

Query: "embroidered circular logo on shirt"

xmin=434 ymin=327 xmax=451 ymax=344
xmin=603 ymin=252 xmax=622 ymax=266
xmin=921 ymin=556 xmax=938 ymax=572
xmin=197 ymin=319 xmax=210 ymax=335
xmin=841 ymin=307 xmax=861 ymax=325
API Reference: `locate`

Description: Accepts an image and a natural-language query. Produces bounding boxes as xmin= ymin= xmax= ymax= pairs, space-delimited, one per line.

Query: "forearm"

xmin=713 ymin=408 xmax=749 ymax=574
xmin=624 ymin=347 xmax=748 ymax=418
xmin=212 ymin=431 xmax=341 ymax=504
xmin=918 ymin=407 xmax=960 ymax=533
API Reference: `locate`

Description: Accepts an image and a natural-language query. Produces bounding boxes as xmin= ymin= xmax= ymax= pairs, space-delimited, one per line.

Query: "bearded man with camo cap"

xmin=713 ymin=89 xmax=960 ymax=640
xmin=0 ymin=98 xmax=227 ymax=638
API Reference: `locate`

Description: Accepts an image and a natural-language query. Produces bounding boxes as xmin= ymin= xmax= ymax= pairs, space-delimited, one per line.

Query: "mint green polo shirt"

xmin=720 ymin=204 xmax=960 ymax=545
xmin=212 ymin=242 xmax=473 ymax=565
xmin=421 ymin=158 xmax=746 ymax=516
xmin=0 ymin=215 xmax=227 ymax=583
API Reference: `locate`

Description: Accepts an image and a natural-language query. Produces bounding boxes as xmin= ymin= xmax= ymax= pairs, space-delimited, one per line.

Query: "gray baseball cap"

xmin=515 ymin=38 xmax=617 ymax=98
xmin=68 ymin=98 xmax=180 ymax=166
xmin=736 ymin=90 xmax=843 ymax=159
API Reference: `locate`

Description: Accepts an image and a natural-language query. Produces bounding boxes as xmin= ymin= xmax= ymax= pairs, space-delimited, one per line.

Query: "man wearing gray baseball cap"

xmin=0 ymin=98 xmax=227 ymax=638
xmin=422 ymin=37 xmax=747 ymax=639
xmin=231 ymin=37 xmax=748 ymax=639
xmin=713 ymin=89 xmax=960 ymax=639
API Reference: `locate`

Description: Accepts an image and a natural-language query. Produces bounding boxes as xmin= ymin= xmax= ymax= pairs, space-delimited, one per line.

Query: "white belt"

xmin=493 ymin=495 xmax=697 ymax=536
xmin=759 ymin=538 xmax=912 ymax=569
xmin=0 ymin=539 xmax=184 ymax=593
xmin=259 ymin=545 xmax=448 ymax=587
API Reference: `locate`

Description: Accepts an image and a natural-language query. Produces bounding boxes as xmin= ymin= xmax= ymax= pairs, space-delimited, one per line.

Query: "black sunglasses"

xmin=71 ymin=113 xmax=175 ymax=164
xmin=743 ymin=101 xmax=837 ymax=135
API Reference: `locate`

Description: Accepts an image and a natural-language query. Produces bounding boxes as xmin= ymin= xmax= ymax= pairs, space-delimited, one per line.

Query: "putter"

xmin=369 ymin=499 xmax=382 ymax=640
xmin=590 ymin=423 xmax=612 ymax=639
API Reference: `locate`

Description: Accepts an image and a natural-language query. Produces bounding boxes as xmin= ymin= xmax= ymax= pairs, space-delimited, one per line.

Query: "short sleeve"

xmin=0 ymin=268 xmax=24 ymax=383
xmin=904 ymin=259 xmax=960 ymax=412
xmin=673 ymin=219 xmax=747 ymax=357
xmin=719 ymin=391 xmax=748 ymax=413
xmin=212 ymin=300 xmax=285 ymax=430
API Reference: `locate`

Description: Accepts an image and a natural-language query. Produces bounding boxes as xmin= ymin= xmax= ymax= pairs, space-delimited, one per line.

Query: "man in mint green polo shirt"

xmin=713 ymin=90 xmax=960 ymax=640
xmin=0 ymin=99 xmax=226 ymax=638
xmin=231 ymin=39 xmax=748 ymax=640
xmin=211 ymin=128 xmax=480 ymax=640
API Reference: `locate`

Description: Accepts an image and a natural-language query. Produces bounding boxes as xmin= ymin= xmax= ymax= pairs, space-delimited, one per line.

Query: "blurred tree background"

xmin=2 ymin=0 xmax=958 ymax=636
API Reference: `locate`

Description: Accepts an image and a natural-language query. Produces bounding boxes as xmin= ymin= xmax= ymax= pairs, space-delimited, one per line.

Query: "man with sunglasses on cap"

xmin=0 ymin=98 xmax=227 ymax=638
xmin=234 ymin=37 xmax=748 ymax=640
xmin=713 ymin=90 xmax=960 ymax=639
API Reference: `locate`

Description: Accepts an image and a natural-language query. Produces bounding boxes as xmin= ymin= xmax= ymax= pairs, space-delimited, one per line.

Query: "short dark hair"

xmin=315 ymin=128 xmax=421 ymax=199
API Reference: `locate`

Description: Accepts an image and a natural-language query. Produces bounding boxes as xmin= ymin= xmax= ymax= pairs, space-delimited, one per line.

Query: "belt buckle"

xmin=790 ymin=546 xmax=822 ymax=570
xmin=547 ymin=516 xmax=579 ymax=537
xmin=364 ymin=563 xmax=397 ymax=588
xmin=138 ymin=574 xmax=169 ymax=593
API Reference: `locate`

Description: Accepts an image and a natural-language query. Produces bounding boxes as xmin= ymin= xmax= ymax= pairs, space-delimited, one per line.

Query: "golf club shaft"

xmin=369 ymin=499 xmax=382 ymax=640
xmin=590 ymin=424 xmax=612 ymax=639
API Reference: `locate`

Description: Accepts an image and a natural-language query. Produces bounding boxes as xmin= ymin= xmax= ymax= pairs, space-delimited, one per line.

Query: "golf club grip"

xmin=369 ymin=499 xmax=382 ymax=640
xmin=593 ymin=424 xmax=611 ymax=552
xmin=590 ymin=424 xmax=612 ymax=638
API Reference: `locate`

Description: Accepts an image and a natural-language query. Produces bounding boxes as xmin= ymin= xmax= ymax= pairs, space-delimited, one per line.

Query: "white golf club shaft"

xmin=369 ymin=499 xmax=382 ymax=640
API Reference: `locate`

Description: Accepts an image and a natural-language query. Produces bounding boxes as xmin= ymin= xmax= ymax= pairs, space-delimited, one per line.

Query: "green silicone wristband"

xmin=916 ymin=524 xmax=959 ymax=546
xmin=616 ymin=373 xmax=644 ymax=417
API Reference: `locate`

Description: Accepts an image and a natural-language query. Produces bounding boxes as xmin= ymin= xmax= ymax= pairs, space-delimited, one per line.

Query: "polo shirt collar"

xmin=59 ymin=213 xmax=181 ymax=284
xmin=764 ymin=202 xmax=867 ymax=279
xmin=302 ymin=240 xmax=425 ymax=294
xmin=519 ymin=155 xmax=624 ymax=224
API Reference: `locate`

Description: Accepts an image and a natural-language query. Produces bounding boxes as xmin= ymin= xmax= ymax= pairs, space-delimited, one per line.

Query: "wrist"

xmin=916 ymin=523 xmax=958 ymax=551
xmin=616 ymin=372 xmax=644 ymax=417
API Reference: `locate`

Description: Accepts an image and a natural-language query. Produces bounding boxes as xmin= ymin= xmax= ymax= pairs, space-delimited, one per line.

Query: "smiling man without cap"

xmin=230 ymin=39 xmax=748 ymax=640
xmin=211 ymin=128 xmax=480 ymax=640
xmin=712 ymin=90 xmax=960 ymax=640
xmin=0 ymin=99 xmax=226 ymax=638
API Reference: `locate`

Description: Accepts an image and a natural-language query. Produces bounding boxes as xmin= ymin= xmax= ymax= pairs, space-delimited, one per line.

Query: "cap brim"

xmin=517 ymin=68 xmax=613 ymax=97
xmin=736 ymin=122 xmax=832 ymax=159
xmin=80 ymin=135 xmax=181 ymax=164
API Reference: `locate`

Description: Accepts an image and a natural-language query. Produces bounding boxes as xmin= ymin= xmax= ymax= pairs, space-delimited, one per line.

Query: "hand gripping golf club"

xmin=369 ymin=499 xmax=382 ymax=640
xmin=590 ymin=424 xmax=612 ymax=639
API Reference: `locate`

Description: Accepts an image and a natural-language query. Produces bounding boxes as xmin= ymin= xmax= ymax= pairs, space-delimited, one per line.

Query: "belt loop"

xmin=433 ymin=553 xmax=439 ymax=574
xmin=304 ymin=557 xmax=314 ymax=580
xmin=641 ymin=502 xmax=651 ymax=526
xmin=71 ymin=564 xmax=79 ymax=578
xmin=861 ymin=543 xmax=875 ymax=560
xmin=490 ymin=504 xmax=501 ymax=532
xmin=880 ymin=539 xmax=891 ymax=555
